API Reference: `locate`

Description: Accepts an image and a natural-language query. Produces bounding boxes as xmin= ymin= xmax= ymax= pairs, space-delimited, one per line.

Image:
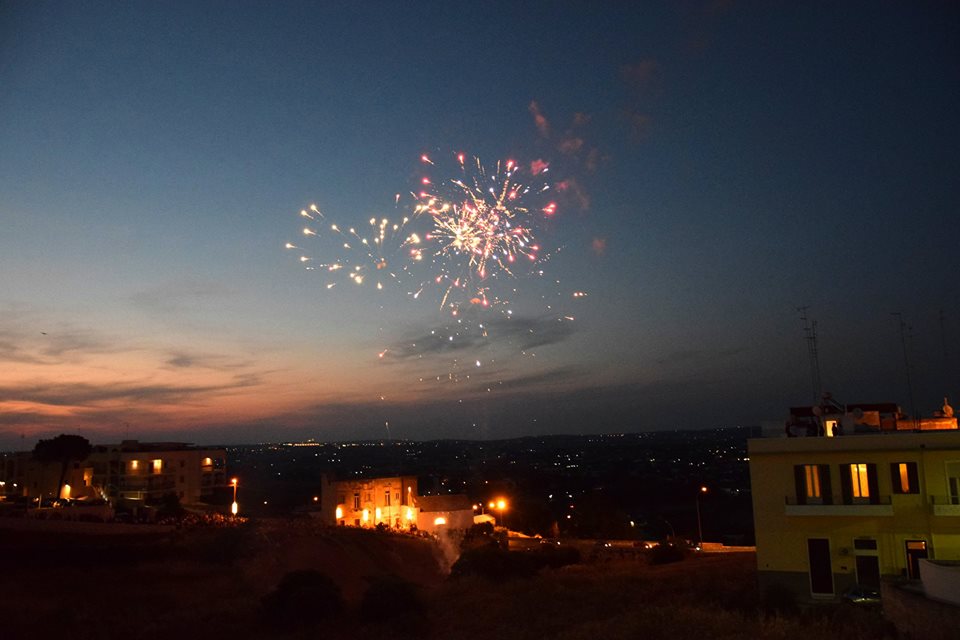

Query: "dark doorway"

xmin=905 ymin=540 xmax=927 ymax=579
xmin=807 ymin=538 xmax=834 ymax=595
xmin=855 ymin=555 xmax=881 ymax=588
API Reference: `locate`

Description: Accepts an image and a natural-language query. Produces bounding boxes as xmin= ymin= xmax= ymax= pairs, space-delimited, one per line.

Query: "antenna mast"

xmin=892 ymin=312 xmax=919 ymax=429
xmin=798 ymin=307 xmax=823 ymax=406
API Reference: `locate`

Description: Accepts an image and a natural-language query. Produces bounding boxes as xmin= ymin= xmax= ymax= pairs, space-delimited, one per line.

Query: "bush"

xmin=359 ymin=575 xmax=425 ymax=635
xmin=536 ymin=543 xmax=581 ymax=569
xmin=450 ymin=546 xmax=539 ymax=580
xmin=261 ymin=569 xmax=344 ymax=631
xmin=647 ymin=543 xmax=687 ymax=565
xmin=450 ymin=544 xmax=580 ymax=581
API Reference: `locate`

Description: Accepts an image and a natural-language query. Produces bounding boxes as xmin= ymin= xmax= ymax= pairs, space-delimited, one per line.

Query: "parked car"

xmin=842 ymin=585 xmax=881 ymax=605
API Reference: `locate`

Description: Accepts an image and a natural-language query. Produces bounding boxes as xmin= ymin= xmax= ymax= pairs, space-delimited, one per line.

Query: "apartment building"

xmin=749 ymin=430 xmax=960 ymax=600
xmin=3 ymin=440 xmax=227 ymax=506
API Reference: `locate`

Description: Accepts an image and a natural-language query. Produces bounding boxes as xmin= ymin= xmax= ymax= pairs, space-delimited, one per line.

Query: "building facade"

xmin=320 ymin=474 xmax=420 ymax=529
xmin=414 ymin=494 xmax=475 ymax=534
xmin=2 ymin=440 xmax=227 ymax=506
xmin=749 ymin=430 xmax=960 ymax=600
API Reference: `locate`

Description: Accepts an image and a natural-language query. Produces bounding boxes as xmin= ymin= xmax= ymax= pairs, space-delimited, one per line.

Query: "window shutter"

xmin=793 ymin=465 xmax=806 ymax=505
xmin=819 ymin=464 xmax=833 ymax=504
xmin=908 ymin=462 xmax=919 ymax=494
xmin=867 ymin=463 xmax=879 ymax=504
xmin=890 ymin=463 xmax=902 ymax=494
xmin=840 ymin=464 xmax=852 ymax=504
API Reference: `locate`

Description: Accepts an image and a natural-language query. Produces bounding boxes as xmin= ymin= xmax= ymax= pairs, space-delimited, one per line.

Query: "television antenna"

xmin=797 ymin=307 xmax=822 ymax=406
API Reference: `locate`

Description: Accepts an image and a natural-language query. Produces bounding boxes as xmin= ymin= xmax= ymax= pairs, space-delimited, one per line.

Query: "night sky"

xmin=1 ymin=1 xmax=958 ymax=449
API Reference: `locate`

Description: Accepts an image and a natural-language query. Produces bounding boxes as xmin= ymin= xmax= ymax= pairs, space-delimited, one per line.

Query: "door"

xmin=905 ymin=540 xmax=927 ymax=579
xmin=855 ymin=555 xmax=881 ymax=589
xmin=807 ymin=538 xmax=834 ymax=595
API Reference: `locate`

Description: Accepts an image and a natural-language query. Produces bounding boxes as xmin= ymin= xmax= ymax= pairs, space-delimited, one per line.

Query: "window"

xmin=853 ymin=538 xmax=878 ymax=551
xmin=840 ymin=463 xmax=879 ymax=504
xmin=151 ymin=459 xmax=162 ymax=474
xmin=850 ymin=464 xmax=869 ymax=498
xmin=947 ymin=462 xmax=960 ymax=505
xmin=129 ymin=460 xmax=139 ymax=473
xmin=384 ymin=490 xmax=391 ymax=507
xmin=891 ymin=462 xmax=919 ymax=494
xmin=353 ymin=493 xmax=360 ymax=510
xmin=793 ymin=464 xmax=832 ymax=504
xmin=179 ymin=460 xmax=185 ymax=468
xmin=805 ymin=465 xmax=822 ymax=499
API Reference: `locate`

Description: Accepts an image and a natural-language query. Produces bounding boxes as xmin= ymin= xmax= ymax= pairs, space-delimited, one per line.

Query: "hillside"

xmin=0 ymin=519 xmax=892 ymax=639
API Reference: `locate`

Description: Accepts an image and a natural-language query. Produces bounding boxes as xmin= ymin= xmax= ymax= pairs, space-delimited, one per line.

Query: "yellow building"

xmin=749 ymin=430 xmax=960 ymax=600
xmin=321 ymin=474 xmax=419 ymax=529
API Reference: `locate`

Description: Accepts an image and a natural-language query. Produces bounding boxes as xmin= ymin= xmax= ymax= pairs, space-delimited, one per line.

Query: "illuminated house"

xmin=321 ymin=474 xmax=420 ymax=529
xmin=749 ymin=429 xmax=960 ymax=600
xmin=414 ymin=494 xmax=474 ymax=534
xmin=3 ymin=440 xmax=228 ymax=506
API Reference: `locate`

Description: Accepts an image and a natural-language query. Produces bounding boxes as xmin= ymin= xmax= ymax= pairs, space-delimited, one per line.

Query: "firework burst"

xmin=413 ymin=153 xmax=557 ymax=311
xmin=288 ymin=204 xmax=422 ymax=291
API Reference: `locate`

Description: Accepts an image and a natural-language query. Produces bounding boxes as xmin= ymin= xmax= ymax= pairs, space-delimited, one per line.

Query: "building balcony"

xmin=784 ymin=495 xmax=894 ymax=516
xmin=929 ymin=496 xmax=960 ymax=516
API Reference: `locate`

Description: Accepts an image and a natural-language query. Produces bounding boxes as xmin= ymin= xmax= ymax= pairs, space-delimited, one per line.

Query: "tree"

xmin=32 ymin=434 xmax=92 ymax=501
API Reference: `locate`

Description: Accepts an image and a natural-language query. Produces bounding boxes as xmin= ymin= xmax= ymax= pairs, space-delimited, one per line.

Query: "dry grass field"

xmin=0 ymin=520 xmax=894 ymax=640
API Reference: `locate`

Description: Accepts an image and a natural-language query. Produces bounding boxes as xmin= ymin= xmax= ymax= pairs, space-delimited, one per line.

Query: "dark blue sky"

xmin=1 ymin=1 xmax=958 ymax=448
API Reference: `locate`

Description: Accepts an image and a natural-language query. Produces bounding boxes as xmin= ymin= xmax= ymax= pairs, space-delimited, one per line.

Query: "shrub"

xmin=647 ymin=543 xmax=687 ymax=565
xmin=450 ymin=546 xmax=539 ymax=580
xmin=535 ymin=544 xmax=581 ymax=569
xmin=261 ymin=569 xmax=344 ymax=631
xmin=450 ymin=544 xmax=580 ymax=580
xmin=359 ymin=575 xmax=425 ymax=635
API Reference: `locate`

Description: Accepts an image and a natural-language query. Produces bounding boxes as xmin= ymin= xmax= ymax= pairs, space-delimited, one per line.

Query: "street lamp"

xmin=231 ymin=477 xmax=239 ymax=516
xmin=496 ymin=498 xmax=507 ymax=530
xmin=696 ymin=486 xmax=708 ymax=548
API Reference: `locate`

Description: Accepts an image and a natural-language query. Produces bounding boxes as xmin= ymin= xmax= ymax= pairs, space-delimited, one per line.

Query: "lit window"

xmin=129 ymin=460 xmax=139 ymax=472
xmin=405 ymin=508 xmax=414 ymax=521
xmin=794 ymin=464 xmax=831 ymax=505
xmin=375 ymin=507 xmax=382 ymax=521
xmin=335 ymin=506 xmax=343 ymax=519
xmin=804 ymin=465 xmax=821 ymax=499
xmin=362 ymin=509 xmax=369 ymax=522
xmin=434 ymin=517 xmax=446 ymax=526
xmin=202 ymin=457 xmax=212 ymax=467
xmin=850 ymin=464 xmax=870 ymax=498
xmin=892 ymin=462 xmax=919 ymax=494
xmin=152 ymin=459 xmax=162 ymax=474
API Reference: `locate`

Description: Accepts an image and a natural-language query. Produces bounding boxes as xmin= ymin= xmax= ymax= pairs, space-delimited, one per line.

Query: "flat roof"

xmin=748 ymin=430 xmax=960 ymax=455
